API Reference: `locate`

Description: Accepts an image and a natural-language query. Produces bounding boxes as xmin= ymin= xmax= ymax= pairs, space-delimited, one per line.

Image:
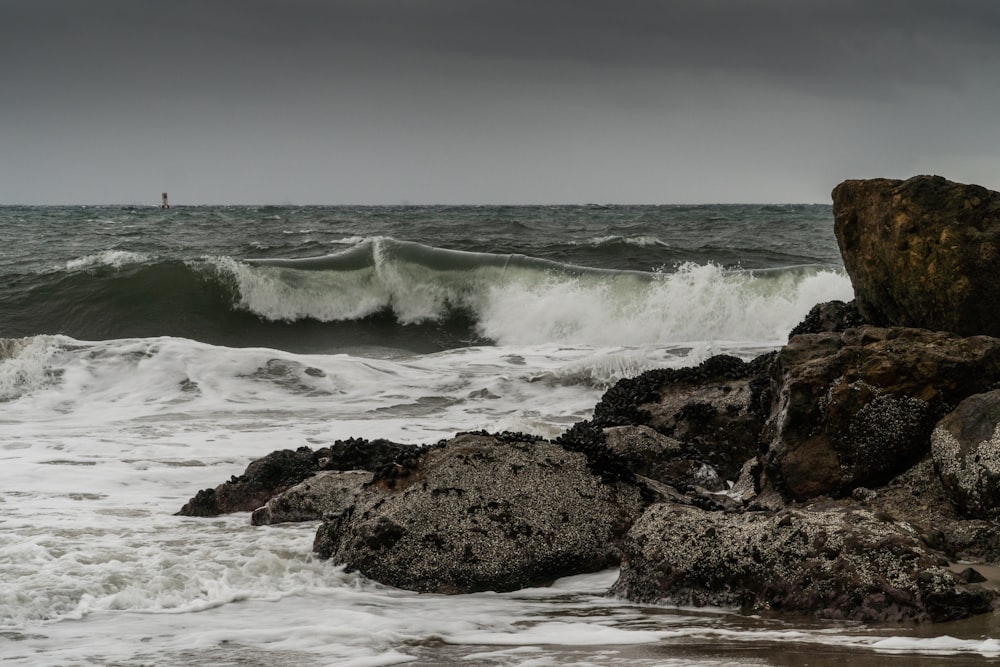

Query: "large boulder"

xmin=313 ymin=433 xmax=646 ymax=594
xmin=761 ymin=326 xmax=1000 ymax=500
xmin=611 ymin=501 xmax=996 ymax=623
xmin=832 ymin=175 xmax=1000 ymax=337
xmin=932 ymin=390 xmax=1000 ymax=521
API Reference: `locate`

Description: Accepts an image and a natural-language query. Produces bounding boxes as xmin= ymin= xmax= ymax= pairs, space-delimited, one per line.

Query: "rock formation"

xmin=313 ymin=433 xmax=645 ymax=594
xmin=586 ymin=354 xmax=774 ymax=483
xmin=177 ymin=438 xmax=409 ymax=516
xmin=761 ymin=326 xmax=1000 ymax=499
xmin=179 ymin=175 xmax=1000 ymax=623
xmin=833 ymin=174 xmax=1000 ymax=336
xmin=177 ymin=447 xmax=317 ymax=517
xmin=611 ymin=500 xmax=993 ymax=623
xmin=787 ymin=300 xmax=864 ymax=337
xmin=602 ymin=424 xmax=725 ymax=493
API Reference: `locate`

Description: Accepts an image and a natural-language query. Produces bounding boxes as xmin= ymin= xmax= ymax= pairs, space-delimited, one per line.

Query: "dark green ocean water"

xmin=0 ymin=203 xmax=843 ymax=351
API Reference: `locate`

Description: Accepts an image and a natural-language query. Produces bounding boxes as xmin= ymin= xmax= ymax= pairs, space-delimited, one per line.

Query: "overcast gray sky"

xmin=3 ymin=0 xmax=999 ymax=204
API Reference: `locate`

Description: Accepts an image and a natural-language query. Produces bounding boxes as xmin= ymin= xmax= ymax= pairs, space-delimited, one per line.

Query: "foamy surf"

xmin=4 ymin=563 xmax=999 ymax=666
xmin=0 ymin=334 xmax=714 ymax=437
xmin=221 ymin=237 xmax=854 ymax=346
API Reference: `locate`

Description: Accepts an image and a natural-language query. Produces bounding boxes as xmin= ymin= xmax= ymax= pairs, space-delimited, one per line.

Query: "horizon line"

xmin=0 ymin=201 xmax=832 ymax=208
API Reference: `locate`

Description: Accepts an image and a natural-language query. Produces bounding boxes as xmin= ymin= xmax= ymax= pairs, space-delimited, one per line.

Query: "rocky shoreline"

xmin=179 ymin=175 xmax=1000 ymax=624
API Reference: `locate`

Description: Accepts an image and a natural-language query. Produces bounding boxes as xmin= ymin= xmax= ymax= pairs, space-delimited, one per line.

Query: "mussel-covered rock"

xmin=314 ymin=433 xmax=645 ymax=594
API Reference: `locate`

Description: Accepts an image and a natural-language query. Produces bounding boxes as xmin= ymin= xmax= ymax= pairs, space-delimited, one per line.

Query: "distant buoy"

xmin=161 ymin=192 xmax=170 ymax=209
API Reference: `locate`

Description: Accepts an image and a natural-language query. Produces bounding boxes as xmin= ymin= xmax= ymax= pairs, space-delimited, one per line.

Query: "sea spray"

xmin=478 ymin=263 xmax=852 ymax=346
xmin=0 ymin=335 xmax=63 ymax=401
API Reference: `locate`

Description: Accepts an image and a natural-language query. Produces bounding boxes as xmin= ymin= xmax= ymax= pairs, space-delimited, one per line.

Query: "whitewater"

xmin=1 ymin=204 xmax=997 ymax=665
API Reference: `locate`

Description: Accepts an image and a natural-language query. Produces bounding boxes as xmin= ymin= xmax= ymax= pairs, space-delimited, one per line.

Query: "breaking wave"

xmin=3 ymin=237 xmax=853 ymax=353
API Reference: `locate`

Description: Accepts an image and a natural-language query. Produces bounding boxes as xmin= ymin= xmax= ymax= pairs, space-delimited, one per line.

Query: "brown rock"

xmin=832 ymin=175 xmax=1000 ymax=336
xmin=176 ymin=438 xmax=411 ymax=517
xmin=602 ymin=425 xmax=724 ymax=492
xmin=176 ymin=448 xmax=317 ymax=517
xmin=762 ymin=326 xmax=1000 ymax=500
xmin=788 ymin=300 xmax=865 ymax=338
xmin=878 ymin=455 xmax=1000 ymax=564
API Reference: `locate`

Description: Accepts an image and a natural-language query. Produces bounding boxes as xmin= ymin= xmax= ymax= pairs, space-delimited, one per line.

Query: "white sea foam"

xmin=214 ymin=247 xmax=854 ymax=347
xmin=0 ymin=335 xmax=695 ymax=444
xmin=331 ymin=235 xmax=368 ymax=245
xmin=478 ymin=263 xmax=853 ymax=347
xmin=63 ymin=250 xmax=151 ymax=271
xmin=3 ymin=331 xmax=996 ymax=666
xmin=868 ymin=635 xmax=1000 ymax=655
xmin=580 ymin=235 xmax=670 ymax=247
xmin=0 ymin=336 xmax=63 ymax=401
xmin=0 ymin=333 xmax=702 ymax=650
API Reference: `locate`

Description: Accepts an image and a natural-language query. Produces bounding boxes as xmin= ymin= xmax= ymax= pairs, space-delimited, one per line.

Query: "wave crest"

xmin=219 ymin=238 xmax=853 ymax=347
xmin=6 ymin=237 xmax=852 ymax=351
xmin=64 ymin=250 xmax=152 ymax=272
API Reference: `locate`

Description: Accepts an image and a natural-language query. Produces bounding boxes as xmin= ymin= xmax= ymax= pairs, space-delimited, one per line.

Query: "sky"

xmin=2 ymin=0 xmax=999 ymax=205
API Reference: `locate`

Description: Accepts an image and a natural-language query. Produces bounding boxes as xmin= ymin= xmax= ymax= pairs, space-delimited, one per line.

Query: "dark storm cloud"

xmin=354 ymin=1 xmax=999 ymax=77
xmin=7 ymin=0 xmax=997 ymax=96
xmin=286 ymin=0 xmax=1000 ymax=94
xmin=2 ymin=0 xmax=999 ymax=203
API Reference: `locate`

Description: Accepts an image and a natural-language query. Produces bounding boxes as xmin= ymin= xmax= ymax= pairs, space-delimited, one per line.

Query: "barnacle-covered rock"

xmin=788 ymin=300 xmax=865 ymax=338
xmin=176 ymin=447 xmax=318 ymax=517
xmin=761 ymin=326 xmax=1000 ymax=499
xmin=588 ymin=353 xmax=774 ymax=483
xmin=932 ymin=390 xmax=1000 ymax=521
xmin=313 ymin=433 xmax=645 ymax=594
xmin=177 ymin=438 xmax=410 ymax=517
xmin=611 ymin=501 xmax=996 ymax=623
xmin=602 ymin=424 xmax=724 ymax=493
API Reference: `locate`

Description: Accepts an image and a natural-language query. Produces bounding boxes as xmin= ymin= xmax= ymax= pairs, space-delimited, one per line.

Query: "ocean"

xmin=1 ymin=204 xmax=996 ymax=666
